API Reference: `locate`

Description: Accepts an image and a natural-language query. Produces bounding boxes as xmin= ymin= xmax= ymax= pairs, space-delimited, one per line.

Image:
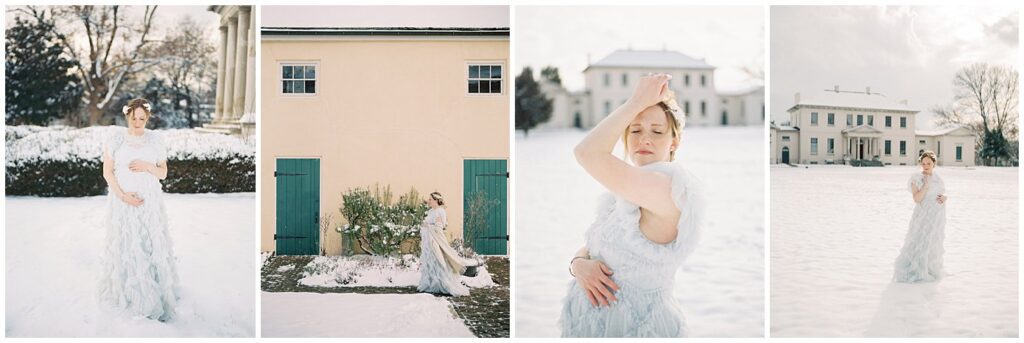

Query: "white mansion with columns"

xmin=200 ymin=5 xmax=256 ymax=138
xmin=770 ymin=87 xmax=976 ymax=166
xmin=537 ymin=49 xmax=764 ymax=130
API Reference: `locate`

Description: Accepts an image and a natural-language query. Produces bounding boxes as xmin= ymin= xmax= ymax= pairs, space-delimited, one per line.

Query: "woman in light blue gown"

xmin=418 ymin=192 xmax=471 ymax=296
xmin=560 ymin=74 xmax=705 ymax=337
xmin=98 ymin=98 xmax=180 ymax=321
xmin=893 ymin=151 xmax=947 ymax=283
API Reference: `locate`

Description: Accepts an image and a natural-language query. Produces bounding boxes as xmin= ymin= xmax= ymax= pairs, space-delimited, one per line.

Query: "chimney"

xmin=586 ymin=53 xmax=591 ymax=65
xmin=794 ymin=92 xmax=801 ymax=104
xmin=834 ymin=85 xmax=840 ymax=93
xmin=899 ymin=100 xmax=908 ymax=106
xmin=866 ymin=86 xmax=871 ymax=95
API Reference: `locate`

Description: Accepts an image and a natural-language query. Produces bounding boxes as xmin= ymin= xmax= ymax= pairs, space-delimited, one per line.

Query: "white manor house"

xmin=537 ymin=49 xmax=764 ymax=129
xmin=770 ymin=87 xmax=976 ymax=166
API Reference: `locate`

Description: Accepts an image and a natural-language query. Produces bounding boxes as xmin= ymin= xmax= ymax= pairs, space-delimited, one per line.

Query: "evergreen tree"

xmin=515 ymin=67 xmax=553 ymax=137
xmin=5 ymin=15 xmax=82 ymax=125
xmin=540 ymin=66 xmax=562 ymax=85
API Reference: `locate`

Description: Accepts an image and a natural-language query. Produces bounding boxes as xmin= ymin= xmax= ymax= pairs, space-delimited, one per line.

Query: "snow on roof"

xmin=770 ymin=123 xmax=798 ymax=131
xmin=261 ymin=27 xmax=509 ymax=36
xmin=586 ymin=49 xmax=715 ymax=70
xmin=789 ymin=89 xmax=918 ymax=113
xmin=916 ymin=126 xmax=973 ymax=136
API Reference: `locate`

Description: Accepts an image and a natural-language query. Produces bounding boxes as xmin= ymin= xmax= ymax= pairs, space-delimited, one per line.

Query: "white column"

xmin=231 ymin=6 xmax=251 ymax=121
xmin=214 ymin=25 xmax=228 ymax=123
xmin=222 ymin=15 xmax=238 ymax=124
xmin=243 ymin=7 xmax=256 ymax=118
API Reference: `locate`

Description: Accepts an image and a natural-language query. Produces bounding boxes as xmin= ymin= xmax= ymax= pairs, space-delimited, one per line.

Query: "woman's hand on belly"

xmin=128 ymin=159 xmax=155 ymax=173
xmin=571 ymin=259 xmax=620 ymax=307
xmin=120 ymin=192 xmax=145 ymax=207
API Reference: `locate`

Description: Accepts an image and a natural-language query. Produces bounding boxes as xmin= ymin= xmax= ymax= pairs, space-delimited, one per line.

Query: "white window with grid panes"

xmin=468 ymin=63 xmax=503 ymax=95
xmin=281 ymin=63 xmax=317 ymax=95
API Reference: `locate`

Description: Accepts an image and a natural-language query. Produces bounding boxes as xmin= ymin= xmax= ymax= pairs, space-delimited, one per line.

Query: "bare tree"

xmin=153 ymin=16 xmax=216 ymax=128
xmin=15 ymin=5 xmax=159 ymax=126
xmin=933 ymin=63 xmax=1019 ymax=165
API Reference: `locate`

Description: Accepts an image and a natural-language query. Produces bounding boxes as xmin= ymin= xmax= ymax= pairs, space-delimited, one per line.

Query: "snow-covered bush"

xmin=338 ymin=185 xmax=429 ymax=256
xmin=5 ymin=125 xmax=255 ymax=196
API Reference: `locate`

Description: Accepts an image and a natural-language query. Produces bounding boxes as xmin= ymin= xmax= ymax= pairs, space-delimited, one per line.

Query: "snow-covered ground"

xmin=771 ymin=166 xmax=1018 ymax=337
xmin=297 ymin=255 xmax=494 ymax=288
xmin=261 ymin=292 xmax=473 ymax=337
xmin=515 ymin=126 xmax=765 ymax=337
xmin=5 ymin=193 xmax=256 ymax=337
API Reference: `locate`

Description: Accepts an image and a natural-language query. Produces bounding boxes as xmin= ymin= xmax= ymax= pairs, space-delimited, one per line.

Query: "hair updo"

xmin=919 ymin=150 xmax=937 ymax=163
xmin=429 ymin=191 xmax=445 ymax=206
xmin=123 ymin=98 xmax=152 ymax=120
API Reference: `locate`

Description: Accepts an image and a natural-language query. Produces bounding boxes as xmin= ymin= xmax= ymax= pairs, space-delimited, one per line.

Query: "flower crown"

xmin=122 ymin=102 xmax=152 ymax=115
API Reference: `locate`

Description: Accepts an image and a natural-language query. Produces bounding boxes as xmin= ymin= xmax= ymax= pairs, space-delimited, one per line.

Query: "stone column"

xmin=232 ymin=6 xmax=251 ymax=121
xmin=243 ymin=7 xmax=256 ymax=117
xmin=222 ymin=15 xmax=238 ymax=124
xmin=214 ymin=25 xmax=228 ymax=122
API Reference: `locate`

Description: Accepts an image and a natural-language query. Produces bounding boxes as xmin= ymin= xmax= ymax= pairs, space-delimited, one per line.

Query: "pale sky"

xmin=5 ymin=5 xmax=221 ymax=43
xmin=516 ymin=6 xmax=765 ymax=92
xmin=261 ymin=5 xmax=509 ymax=28
xmin=770 ymin=6 xmax=1018 ymax=129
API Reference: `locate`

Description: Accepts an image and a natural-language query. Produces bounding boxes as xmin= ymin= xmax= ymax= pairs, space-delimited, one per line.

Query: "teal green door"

xmin=463 ymin=159 xmax=508 ymax=255
xmin=275 ymin=158 xmax=320 ymax=255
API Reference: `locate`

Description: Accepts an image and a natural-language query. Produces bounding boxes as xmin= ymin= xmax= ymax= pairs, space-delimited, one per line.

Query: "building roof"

xmin=261 ymin=27 xmax=510 ymax=36
xmin=916 ymin=126 xmax=975 ymax=137
xmin=585 ymin=49 xmax=715 ymax=71
xmin=788 ymin=89 xmax=918 ymax=113
xmin=770 ymin=123 xmax=799 ymax=131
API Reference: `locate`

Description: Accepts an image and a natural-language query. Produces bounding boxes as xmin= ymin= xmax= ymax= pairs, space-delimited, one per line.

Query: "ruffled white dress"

xmin=893 ymin=172 xmax=946 ymax=283
xmin=560 ymin=161 xmax=705 ymax=337
xmin=98 ymin=128 xmax=180 ymax=321
xmin=418 ymin=207 xmax=470 ymax=296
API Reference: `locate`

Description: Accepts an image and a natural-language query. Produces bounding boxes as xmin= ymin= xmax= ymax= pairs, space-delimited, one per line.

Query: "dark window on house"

xmin=468 ymin=64 xmax=502 ymax=94
xmin=900 ymin=140 xmax=907 ymax=156
xmin=811 ymin=112 xmax=819 ymax=125
xmin=282 ymin=64 xmax=317 ymax=94
xmin=885 ymin=116 xmax=892 ymax=127
xmin=900 ymin=116 xmax=907 ymax=128
xmin=885 ymin=140 xmax=892 ymax=155
xmin=827 ymin=113 xmax=835 ymax=126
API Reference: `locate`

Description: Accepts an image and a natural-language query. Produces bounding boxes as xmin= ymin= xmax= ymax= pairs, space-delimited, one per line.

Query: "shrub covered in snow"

xmin=338 ymin=185 xmax=429 ymax=256
xmin=5 ymin=125 xmax=255 ymax=196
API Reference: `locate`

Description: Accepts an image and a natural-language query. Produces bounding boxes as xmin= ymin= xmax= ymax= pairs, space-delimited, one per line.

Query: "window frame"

xmin=279 ymin=61 xmax=320 ymax=96
xmin=810 ymin=137 xmax=818 ymax=155
xmin=466 ymin=62 xmax=505 ymax=96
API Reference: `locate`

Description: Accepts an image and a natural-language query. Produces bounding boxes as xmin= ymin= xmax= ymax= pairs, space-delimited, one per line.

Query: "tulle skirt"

xmin=560 ymin=279 xmax=686 ymax=337
xmin=893 ymin=203 xmax=946 ymax=283
xmin=417 ymin=226 xmax=469 ymax=296
xmin=98 ymin=188 xmax=180 ymax=321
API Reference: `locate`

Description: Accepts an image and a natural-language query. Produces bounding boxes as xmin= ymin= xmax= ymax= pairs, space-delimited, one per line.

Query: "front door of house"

xmin=782 ymin=147 xmax=790 ymax=164
xmin=463 ymin=159 xmax=508 ymax=255
xmin=275 ymin=158 xmax=320 ymax=255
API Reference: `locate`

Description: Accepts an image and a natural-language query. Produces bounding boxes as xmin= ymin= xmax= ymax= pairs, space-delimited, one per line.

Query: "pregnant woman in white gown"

xmin=560 ymin=74 xmax=705 ymax=337
xmin=98 ymin=98 xmax=180 ymax=321
xmin=418 ymin=192 xmax=471 ymax=296
xmin=893 ymin=151 xmax=947 ymax=283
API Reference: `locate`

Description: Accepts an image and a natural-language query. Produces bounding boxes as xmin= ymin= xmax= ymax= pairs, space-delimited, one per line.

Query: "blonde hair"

xmin=622 ymin=90 xmax=685 ymax=161
xmin=123 ymin=98 xmax=152 ymax=121
xmin=919 ymin=150 xmax=937 ymax=163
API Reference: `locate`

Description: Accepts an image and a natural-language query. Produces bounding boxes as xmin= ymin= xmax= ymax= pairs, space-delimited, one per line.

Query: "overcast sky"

xmin=516 ymin=6 xmax=765 ymax=93
xmin=262 ymin=5 xmax=509 ymax=28
xmin=770 ymin=6 xmax=1018 ymax=129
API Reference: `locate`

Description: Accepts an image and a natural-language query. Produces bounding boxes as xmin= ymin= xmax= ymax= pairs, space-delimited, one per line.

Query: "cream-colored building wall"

xmin=789 ymin=106 xmax=917 ymax=165
xmin=260 ymin=37 xmax=509 ymax=255
xmin=770 ymin=128 xmax=800 ymax=164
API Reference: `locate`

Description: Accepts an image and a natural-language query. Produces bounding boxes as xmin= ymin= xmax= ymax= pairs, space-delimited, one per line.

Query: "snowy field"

xmin=5 ymin=193 xmax=256 ymax=337
xmin=297 ymin=255 xmax=494 ymax=288
xmin=515 ymin=126 xmax=765 ymax=337
xmin=771 ymin=166 xmax=1018 ymax=337
xmin=262 ymin=292 xmax=473 ymax=337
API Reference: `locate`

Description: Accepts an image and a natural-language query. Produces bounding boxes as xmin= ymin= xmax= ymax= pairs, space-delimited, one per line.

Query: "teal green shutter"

xmin=463 ymin=159 xmax=508 ymax=255
xmin=275 ymin=158 xmax=321 ymax=255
